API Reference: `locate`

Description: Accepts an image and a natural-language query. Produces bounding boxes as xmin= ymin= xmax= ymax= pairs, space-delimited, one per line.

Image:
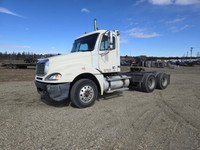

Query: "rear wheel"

xmin=141 ymin=73 xmax=156 ymax=93
xmin=70 ymin=79 xmax=98 ymax=108
xmin=156 ymin=73 xmax=169 ymax=89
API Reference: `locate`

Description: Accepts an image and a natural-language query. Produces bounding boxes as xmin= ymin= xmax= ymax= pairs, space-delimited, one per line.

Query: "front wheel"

xmin=70 ymin=79 xmax=98 ymax=108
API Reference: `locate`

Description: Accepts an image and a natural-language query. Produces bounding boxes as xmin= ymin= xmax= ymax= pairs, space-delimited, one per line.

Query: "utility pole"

xmin=186 ymin=51 xmax=188 ymax=61
xmin=190 ymin=47 xmax=193 ymax=62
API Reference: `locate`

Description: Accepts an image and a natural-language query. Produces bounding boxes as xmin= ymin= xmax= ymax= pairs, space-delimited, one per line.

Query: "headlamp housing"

xmin=46 ymin=73 xmax=62 ymax=80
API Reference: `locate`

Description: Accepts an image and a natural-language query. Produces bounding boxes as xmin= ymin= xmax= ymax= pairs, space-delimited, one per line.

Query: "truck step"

xmin=105 ymin=87 xmax=129 ymax=93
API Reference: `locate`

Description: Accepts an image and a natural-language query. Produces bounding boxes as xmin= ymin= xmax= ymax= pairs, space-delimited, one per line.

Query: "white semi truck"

xmin=35 ymin=19 xmax=170 ymax=108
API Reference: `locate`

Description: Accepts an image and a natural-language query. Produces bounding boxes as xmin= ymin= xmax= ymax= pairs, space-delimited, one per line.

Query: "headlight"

xmin=47 ymin=73 xmax=62 ymax=80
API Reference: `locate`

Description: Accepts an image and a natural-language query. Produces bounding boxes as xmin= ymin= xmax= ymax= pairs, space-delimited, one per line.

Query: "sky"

xmin=0 ymin=0 xmax=200 ymax=57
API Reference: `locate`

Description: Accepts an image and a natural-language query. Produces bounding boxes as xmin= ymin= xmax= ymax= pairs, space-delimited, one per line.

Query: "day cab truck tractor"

xmin=35 ymin=19 xmax=170 ymax=108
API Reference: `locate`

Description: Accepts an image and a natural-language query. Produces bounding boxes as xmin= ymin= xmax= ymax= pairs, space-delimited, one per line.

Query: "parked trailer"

xmin=1 ymin=62 xmax=36 ymax=69
xmin=35 ymin=19 xmax=170 ymax=108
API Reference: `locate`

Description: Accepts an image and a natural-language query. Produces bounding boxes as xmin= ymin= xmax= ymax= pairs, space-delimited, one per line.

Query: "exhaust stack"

xmin=94 ymin=19 xmax=97 ymax=31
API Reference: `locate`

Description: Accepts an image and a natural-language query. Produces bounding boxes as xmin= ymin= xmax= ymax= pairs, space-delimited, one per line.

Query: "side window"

xmin=100 ymin=36 xmax=108 ymax=50
xmin=112 ymin=37 xmax=115 ymax=49
xmin=100 ymin=35 xmax=115 ymax=51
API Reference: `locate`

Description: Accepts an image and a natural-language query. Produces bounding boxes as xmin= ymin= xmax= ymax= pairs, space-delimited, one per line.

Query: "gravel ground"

xmin=0 ymin=66 xmax=200 ymax=150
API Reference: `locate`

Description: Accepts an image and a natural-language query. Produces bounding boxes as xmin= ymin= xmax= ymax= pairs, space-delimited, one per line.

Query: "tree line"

xmin=0 ymin=51 xmax=60 ymax=61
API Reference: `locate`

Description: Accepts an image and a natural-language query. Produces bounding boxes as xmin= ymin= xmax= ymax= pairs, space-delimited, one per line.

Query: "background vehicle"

xmin=24 ymin=57 xmax=36 ymax=63
xmin=35 ymin=19 xmax=170 ymax=108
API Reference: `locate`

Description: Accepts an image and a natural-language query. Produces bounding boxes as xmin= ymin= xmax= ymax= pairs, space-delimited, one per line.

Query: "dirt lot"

xmin=0 ymin=66 xmax=200 ymax=150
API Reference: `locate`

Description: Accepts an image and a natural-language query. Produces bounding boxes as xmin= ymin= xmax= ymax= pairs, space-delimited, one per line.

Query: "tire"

xmin=70 ymin=79 xmax=98 ymax=108
xmin=141 ymin=73 xmax=156 ymax=93
xmin=156 ymin=73 xmax=169 ymax=89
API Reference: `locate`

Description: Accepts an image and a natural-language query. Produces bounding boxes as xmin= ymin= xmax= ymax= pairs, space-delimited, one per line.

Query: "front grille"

xmin=36 ymin=63 xmax=45 ymax=75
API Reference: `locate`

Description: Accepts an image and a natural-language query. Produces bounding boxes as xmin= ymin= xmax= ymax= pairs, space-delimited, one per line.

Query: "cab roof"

xmin=75 ymin=30 xmax=106 ymax=40
xmin=75 ymin=30 xmax=119 ymax=40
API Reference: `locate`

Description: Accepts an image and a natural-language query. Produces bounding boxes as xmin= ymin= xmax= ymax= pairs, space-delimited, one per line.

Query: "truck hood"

xmin=49 ymin=52 xmax=91 ymax=64
xmin=48 ymin=52 xmax=92 ymax=72
xmin=36 ymin=51 xmax=101 ymax=83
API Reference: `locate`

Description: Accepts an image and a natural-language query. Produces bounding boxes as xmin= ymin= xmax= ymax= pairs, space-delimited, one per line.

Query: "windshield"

xmin=71 ymin=33 xmax=99 ymax=53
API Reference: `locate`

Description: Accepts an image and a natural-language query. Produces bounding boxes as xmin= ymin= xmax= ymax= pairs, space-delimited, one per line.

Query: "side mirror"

xmin=109 ymin=31 xmax=113 ymax=50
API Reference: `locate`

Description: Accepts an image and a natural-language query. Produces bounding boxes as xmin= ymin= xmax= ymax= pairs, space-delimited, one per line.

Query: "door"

xmin=98 ymin=34 xmax=118 ymax=73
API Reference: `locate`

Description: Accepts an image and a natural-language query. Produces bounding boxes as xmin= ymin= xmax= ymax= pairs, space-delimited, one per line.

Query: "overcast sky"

xmin=0 ymin=0 xmax=200 ymax=57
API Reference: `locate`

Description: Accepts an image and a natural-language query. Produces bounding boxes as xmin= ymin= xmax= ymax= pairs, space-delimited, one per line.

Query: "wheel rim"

xmin=79 ymin=85 xmax=94 ymax=103
xmin=148 ymin=77 xmax=155 ymax=89
xmin=162 ymin=76 xmax=168 ymax=87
